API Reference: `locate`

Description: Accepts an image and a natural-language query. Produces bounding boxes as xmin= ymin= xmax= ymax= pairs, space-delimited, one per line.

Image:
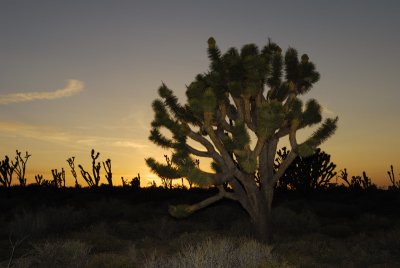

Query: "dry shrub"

xmin=72 ymin=222 xmax=127 ymax=253
xmin=12 ymin=240 xmax=90 ymax=268
xmin=8 ymin=206 xmax=85 ymax=239
xmin=357 ymin=213 xmax=391 ymax=231
xmin=86 ymin=252 xmax=135 ymax=268
xmin=143 ymin=236 xmax=291 ymax=268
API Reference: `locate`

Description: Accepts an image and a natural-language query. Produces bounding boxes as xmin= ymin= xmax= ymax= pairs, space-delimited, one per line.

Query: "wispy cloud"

xmin=113 ymin=141 xmax=148 ymax=149
xmin=0 ymin=121 xmax=148 ymax=149
xmin=0 ymin=79 xmax=84 ymax=105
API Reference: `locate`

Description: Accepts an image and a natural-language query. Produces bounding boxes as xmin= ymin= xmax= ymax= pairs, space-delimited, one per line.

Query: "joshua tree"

xmin=78 ymin=149 xmax=101 ymax=187
xmin=275 ymin=147 xmax=337 ymax=191
xmin=146 ymin=37 xmax=338 ymax=242
xmin=34 ymin=174 xmax=43 ymax=185
xmin=51 ymin=168 xmax=65 ymax=188
xmin=387 ymin=165 xmax=400 ymax=190
xmin=161 ymin=155 xmax=174 ymax=189
xmin=13 ymin=150 xmax=31 ymax=187
xmin=67 ymin=157 xmax=80 ymax=187
xmin=338 ymin=169 xmax=376 ymax=190
xmin=121 ymin=177 xmax=128 ymax=187
xmin=131 ymin=173 xmax=141 ymax=189
xmin=102 ymin=158 xmax=113 ymax=186
xmin=0 ymin=156 xmax=17 ymax=187
xmin=123 ymin=174 xmax=141 ymax=189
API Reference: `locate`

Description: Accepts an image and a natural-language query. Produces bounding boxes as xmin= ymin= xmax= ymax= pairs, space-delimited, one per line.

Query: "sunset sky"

xmin=1 ymin=1 xmax=399 ymax=187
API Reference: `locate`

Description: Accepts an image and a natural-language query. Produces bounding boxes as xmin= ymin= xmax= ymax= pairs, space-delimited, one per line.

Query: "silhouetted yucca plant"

xmin=77 ymin=149 xmax=114 ymax=187
xmin=51 ymin=168 xmax=65 ymax=188
xmin=14 ymin=150 xmax=31 ymax=187
xmin=0 ymin=155 xmax=17 ymax=187
xmin=67 ymin=156 xmax=80 ymax=187
xmin=387 ymin=164 xmax=400 ymax=190
xmin=338 ymin=169 xmax=376 ymax=190
xmin=78 ymin=149 xmax=101 ymax=187
xmin=102 ymin=158 xmax=113 ymax=186
xmin=122 ymin=173 xmax=141 ymax=189
xmin=0 ymin=150 xmax=31 ymax=187
xmin=275 ymin=147 xmax=337 ymax=191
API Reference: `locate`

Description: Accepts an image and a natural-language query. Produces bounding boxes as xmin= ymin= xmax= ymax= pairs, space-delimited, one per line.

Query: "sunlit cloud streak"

xmin=113 ymin=141 xmax=148 ymax=149
xmin=0 ymin=79 xmax=84 ymax=105
xmin=0 ymin=121 xmax=148 ymax=149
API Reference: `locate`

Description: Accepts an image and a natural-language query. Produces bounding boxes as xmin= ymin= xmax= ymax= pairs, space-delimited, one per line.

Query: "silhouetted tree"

xmin=131 ymin=173 xmax=141 ymax=189
xmin=102 ymin=159 xmax=113 ymax=186
xmin=78 ymin=149 xmax=101 ymax=187
xmin=13 ymin=150 xmax=31 ymax=187
xmin=161 ymin=155 xmax=174 ymax=189
xmin=387 ymin=165 xmax=400 ymax=190
xmin=146 ymin=37 xmax=338 ymax=242
xmin=51 ymin=168 xmax=65 ymax=188
xmin=0 ymin=156 xmax=17 ymax=187
xmin=35 ymin=174 xmax=43 ymax=185
xmin=275 ymin=147 xmax=337 ymax=191
xmin=338 ymin=169 xmax=376 ymax=190
xmin=121 ymin=174 xmax=141 ymax=189
xmin=34 ymin=174 xmax=52 ymax=187
xmin=121 ymin=177 xmax=128 ymax=187
xmin=67 ymin=157 xmax=80 ymax=187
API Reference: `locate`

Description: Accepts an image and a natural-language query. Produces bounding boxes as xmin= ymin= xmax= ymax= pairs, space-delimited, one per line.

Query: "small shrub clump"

xmin=143 ymin=236 xmax=292 ymax=268
xmin=12 ymin=240 xmax=91 ymax=268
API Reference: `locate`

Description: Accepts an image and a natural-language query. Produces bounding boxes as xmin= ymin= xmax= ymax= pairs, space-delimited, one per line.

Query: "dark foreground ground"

xmin=0 ymin=186 xmax=399 ymax=268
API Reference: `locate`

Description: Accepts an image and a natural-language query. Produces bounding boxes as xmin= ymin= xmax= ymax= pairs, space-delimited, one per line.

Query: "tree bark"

xmin=248 ymin=186 xmax=274 ymax=243
xmin=251 ymin=198 xmax=273 ymax=243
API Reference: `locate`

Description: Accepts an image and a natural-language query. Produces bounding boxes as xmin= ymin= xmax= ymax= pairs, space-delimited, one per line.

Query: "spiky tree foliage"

xmin=146 ymin=37 xmax=338 ymax=242
xmin=275 ymin=147 xmax=337 ymax=191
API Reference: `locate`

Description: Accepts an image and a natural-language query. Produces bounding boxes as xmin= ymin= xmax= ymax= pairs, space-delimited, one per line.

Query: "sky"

xmin=1 ymin=0 xmax=399 ymax=187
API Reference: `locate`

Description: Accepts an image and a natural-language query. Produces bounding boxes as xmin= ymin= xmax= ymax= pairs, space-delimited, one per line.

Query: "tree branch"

xmin=253 ymin=136 xmax=266 ymax=156
xmin=260 ymin=138 xmax=278 ymax=189
xmin=216 ymin=103 xmax=234 ymax=132
xmin=232 ymin=96 xmax=245 ymax=122
xmin=185 ymin=144 xmax=211 ymax=158
xmin=186 ymin=190 xmax=225 ymax=214
xmin=289 ymin=121 xmax=300 ymax=151
xmin=272 ymin=150 xmax=298 ymax=184
xmin=243 ymin=98 xmax=256 ymax=132
xmin=186 ymin=127 xmax=225 ymax=165
xmin=205 ymin=125 xmax=237 ymax=170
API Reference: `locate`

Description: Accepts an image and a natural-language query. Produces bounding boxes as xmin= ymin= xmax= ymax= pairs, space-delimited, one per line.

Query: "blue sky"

xmin=1 ymin=1 xmax=399 ymax=186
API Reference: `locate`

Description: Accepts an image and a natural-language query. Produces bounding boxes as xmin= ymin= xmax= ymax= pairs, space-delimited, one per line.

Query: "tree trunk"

xmin=250 ymin=189 xmax=274 ymax=243
xmin=252 ymin=205 xmax=272 ymax=243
